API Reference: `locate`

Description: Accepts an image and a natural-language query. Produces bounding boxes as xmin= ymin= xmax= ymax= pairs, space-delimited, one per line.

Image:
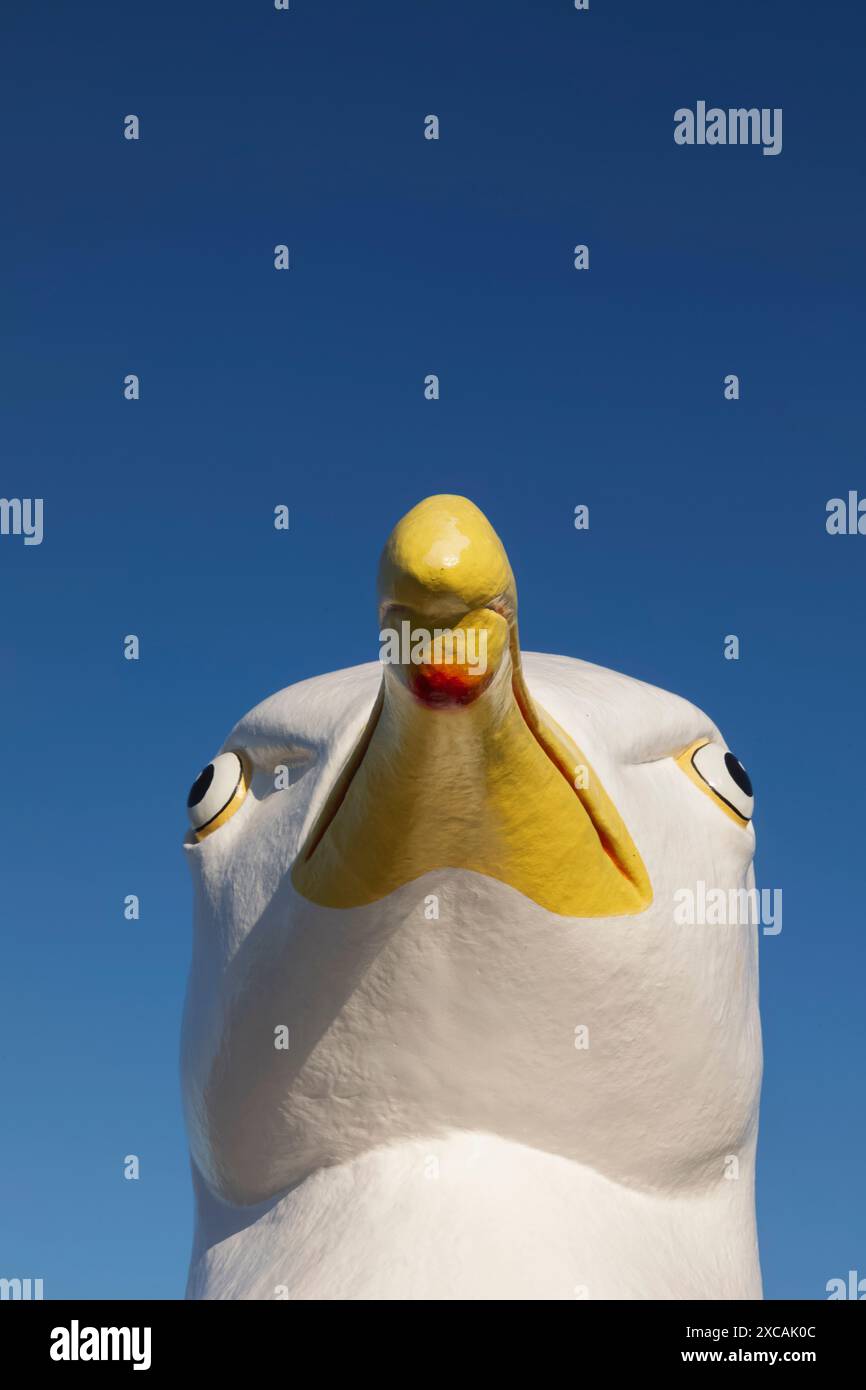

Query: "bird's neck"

xmin=188 ymin=1131 xmax=762 ymax=1300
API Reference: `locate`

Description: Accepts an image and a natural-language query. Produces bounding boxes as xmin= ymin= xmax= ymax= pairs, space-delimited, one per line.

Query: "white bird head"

xmin=181 ymin=495 xmax=762 ymax=1298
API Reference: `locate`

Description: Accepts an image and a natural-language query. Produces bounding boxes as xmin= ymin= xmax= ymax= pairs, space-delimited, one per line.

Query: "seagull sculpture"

xmin=181 ymin=495 xmax=762 ymax=1300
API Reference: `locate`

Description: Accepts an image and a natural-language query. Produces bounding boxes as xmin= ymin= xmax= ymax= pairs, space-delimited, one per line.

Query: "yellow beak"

xmin=292 ymin=495 xmax=652 ymax=918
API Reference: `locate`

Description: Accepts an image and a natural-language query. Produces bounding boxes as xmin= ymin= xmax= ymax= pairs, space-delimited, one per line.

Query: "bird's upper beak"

xmin=376 ymin=492 xmax=515 ymax=706
xmin=292 ymin=495 xmax=652 ymax=918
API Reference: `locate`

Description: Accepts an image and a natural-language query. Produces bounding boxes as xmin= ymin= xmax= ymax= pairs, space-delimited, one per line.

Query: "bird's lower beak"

xmin=378 ymin=604 xmax=509 ymax=706
xmin=292 ymin=496 xmax=652 ymax=917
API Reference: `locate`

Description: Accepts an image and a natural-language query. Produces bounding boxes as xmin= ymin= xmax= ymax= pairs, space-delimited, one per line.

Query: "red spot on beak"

xmin=409 ymin=663 xmax=487 ymax=706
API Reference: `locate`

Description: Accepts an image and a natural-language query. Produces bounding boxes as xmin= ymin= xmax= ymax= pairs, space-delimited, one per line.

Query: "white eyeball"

xmin=187 ymin=751 xmax=249 ymax=839
xmin=691 ymin=743 xmax=754 ymax=822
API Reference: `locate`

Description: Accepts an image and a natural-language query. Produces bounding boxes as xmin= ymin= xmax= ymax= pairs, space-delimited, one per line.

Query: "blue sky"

xmin=1 ymin=0 xmax=864 ymax=1298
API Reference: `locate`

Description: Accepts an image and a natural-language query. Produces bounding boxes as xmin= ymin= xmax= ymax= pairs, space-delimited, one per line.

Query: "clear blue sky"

xmin=1 ymin=0 xmax=863 ymax=1299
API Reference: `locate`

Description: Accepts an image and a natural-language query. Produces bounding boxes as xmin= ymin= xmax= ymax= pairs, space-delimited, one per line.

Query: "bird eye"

xmin=187 ymin=751 xmax=250 ymax=841
xmin=676 ymin=739 xmax=754 ymax=824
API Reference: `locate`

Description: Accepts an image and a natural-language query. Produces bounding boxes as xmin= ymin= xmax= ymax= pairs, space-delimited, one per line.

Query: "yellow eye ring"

xmin=187 ymin=751 xmax=251 ymax=841
xmin=675 ymin=739 xmax=754 ymax=826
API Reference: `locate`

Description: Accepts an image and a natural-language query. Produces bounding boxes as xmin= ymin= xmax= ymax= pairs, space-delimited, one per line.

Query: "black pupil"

xmin=187 ymin=763 xmax=215 ymax=808
xmin=724 ymin=752 xmax=753 ymax=798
